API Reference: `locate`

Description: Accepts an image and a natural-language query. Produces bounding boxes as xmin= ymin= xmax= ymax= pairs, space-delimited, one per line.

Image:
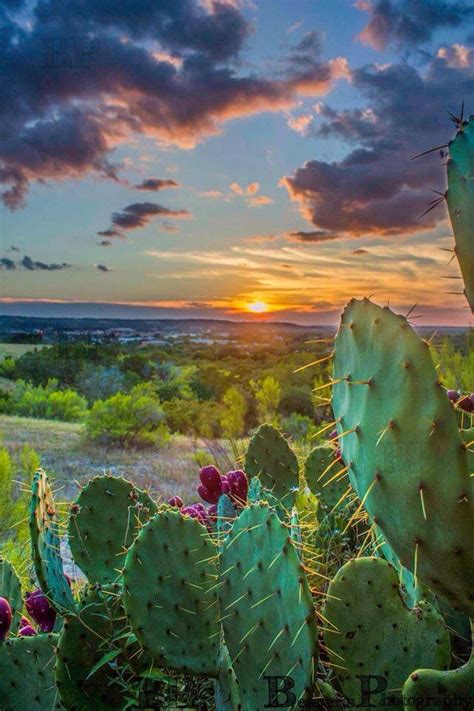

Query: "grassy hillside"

xmin=0 ymin=414 xmax=234 ymax=503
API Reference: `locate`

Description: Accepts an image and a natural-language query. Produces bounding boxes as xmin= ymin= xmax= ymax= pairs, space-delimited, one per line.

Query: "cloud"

xmin=357 ymin=0 xmax=474 ymax=50
xmin=289 ymin=230 xmax=339 ymax=243
xmin=21 ymin=256 xmax=71 ymax=270
xmin=8 ymin=245 xmax=19 ymax=252
xmin=0 ymin=0 xmax=349 ymax=208
xmin=199 ymin=189 xmax=225 ymax=198
xmin=98 ymin=239 xmax=112 ymax=246
xmin=103 ymin=202 xmax=191 ymax=236
xmin=282 ymin=48 xmax=474 ymax=237
xmin=0 ymin=257 xmax=16 ymax=270
xmin=353 ymin=248 xmax=369 ymax=254
xmin=96 ymin=264 xmax=109 ymax=272
xmin=135 ymin=178 xmax=180 ymax=191
xmin=287 ymin=113 xmax=314 ymax=135
xmin=248 ymin=195 xmax=273 ymax=207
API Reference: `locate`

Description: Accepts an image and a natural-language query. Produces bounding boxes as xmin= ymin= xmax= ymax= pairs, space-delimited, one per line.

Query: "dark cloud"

xmin=0 ymin=1 xmax=348 ymax=208
xmin=96 ymin=263 xmax=109 ymax=272
xmin=106 ymin=202 xmax=191 ymax=234
xmin=289 ymin=230 xmax=339 ymax=243
xmin=8 ymin=245 xmax=19 ymax=252
xmin=135 ymin=178 xmax=180 ymax=191
xmin=0 ymin=257 xmax=16 ymax=269
xmin=97 ymin=229 xmax=122 ymax=239
xmin=353 ymin=248 xmax=369 ymax=255
xmin=21 ymin=255 xmax=71 ymax=270
xmin=357 ymin=0 xmax=474 ymax=50
xmin=282 ymin=49 xmax=474 ymax=236
xmin=98 ymin=239 xmax=112 ymax=246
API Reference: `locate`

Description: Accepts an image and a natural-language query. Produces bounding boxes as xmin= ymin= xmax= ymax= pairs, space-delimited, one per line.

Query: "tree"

xmin=221 ymin=387 xmax=247 ymax=441
xmin=251 ymin=375 xmax=281 ymax=425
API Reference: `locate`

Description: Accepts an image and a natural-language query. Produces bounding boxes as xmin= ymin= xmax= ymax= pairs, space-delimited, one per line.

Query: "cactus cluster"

xmin=0 ymin=118 xmax=472 ymax=710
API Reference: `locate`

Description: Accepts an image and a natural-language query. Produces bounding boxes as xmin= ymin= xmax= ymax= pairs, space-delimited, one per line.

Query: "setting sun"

xmin=246 ymin=300 xmax=268 ymax=314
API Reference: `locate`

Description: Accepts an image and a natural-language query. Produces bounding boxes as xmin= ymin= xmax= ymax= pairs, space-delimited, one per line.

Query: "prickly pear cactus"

xmin=402 ymin=621 xmax=474 ymax=711
xmin=123 ymin=509 xmax=220 ymax=676
xmin=304 ymin=445 xmax=348 ymax=520
xmin=244 ymin=424 xmax=299 ymax=508
xmin=332 ymin=299 xmax=474 ymax=616
xmin=0 ymin=558 xmax=22 ymax=633
xmin=29 ymin=469 xmax=75 ymax=614
xmin=219 ymin=503 xmax=318 ymax=710
xmin=216 ymin=493 xmax=236 ymax=541
xmin=68 ymin=475 xmax=157 ymax=584
xmin=55 ymin=583 xmax=136 ymax=711
xmin=446 ymin=116 xmax=474 ymax=313
xmin=0 ymin=633 xmax=62 ymax=710
xmin=323 ymin=557 xmax=451 ymax=710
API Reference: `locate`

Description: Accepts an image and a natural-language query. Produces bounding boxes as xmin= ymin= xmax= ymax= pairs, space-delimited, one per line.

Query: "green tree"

xmin=251 ymin=375 xmax=281 ymax=425
xmin=85 ymin=384 xmax=169 ymax=448
xmin=221 ymin=387 xmax=247 ymax=441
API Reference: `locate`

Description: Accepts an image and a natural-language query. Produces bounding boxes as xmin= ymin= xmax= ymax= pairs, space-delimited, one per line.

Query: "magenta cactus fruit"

xmin=446 ymin=389 xmax=459 ymax=403
xmin=19 ymin=616 xmax=30 ymax=629
xmin=25 ymin=589 xmax=56 ymax=633
xmin=199 ymin=465 xmax=222 ymax=491
xmin=458 ymin=394 xmax=474 ymax=413
xmin=226 ymin=470 xmax=248 ymax=507
xmin=18 ymin=624 xmax=36 ymax=637
xmin=197 ymin=483 xmax=220 ymax=504
xmin=167 ymin=495 xmax=183 ymax=508
xmin=207 ymin=504 xmax=218 ymax=521
xmin=0 ymin=597 xmax=12 ymax=641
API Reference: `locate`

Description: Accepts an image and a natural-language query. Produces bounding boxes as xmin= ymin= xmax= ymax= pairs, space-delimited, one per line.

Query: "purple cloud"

xmin=135 ymin=178 xmax=180 ymax=191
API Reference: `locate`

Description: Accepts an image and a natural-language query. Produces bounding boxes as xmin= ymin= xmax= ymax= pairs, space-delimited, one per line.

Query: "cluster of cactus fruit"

xmin=0 ymin=120 xmax=473 ymax=711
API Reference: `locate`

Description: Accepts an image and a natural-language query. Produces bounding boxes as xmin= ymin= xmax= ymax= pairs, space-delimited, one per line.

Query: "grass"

xmin=0 ymin=343 xmax=47 ymax=360
xmin=0 ymin=414 xmax=235 ymax=504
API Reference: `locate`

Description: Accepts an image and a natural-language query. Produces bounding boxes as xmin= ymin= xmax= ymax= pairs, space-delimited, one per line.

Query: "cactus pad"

xmin=0 ymin=558 xmax=22 ymax=633
xmin=219 ymin=503 xmax=318 ymax=710
xmin=68 ymin=475 xmax=157 ymax=584
xmin=332 ymin=299 xmax=474 ymax=616
xmin=123 ymin=509 xmax=220 ymax=676
xmin=304 ymin=445 xmax=348 ymax=520
xmin=0 ymin=633 xmax=62 ymax=710
xmin=323 ymin=557 xmax=451 ymax=709
xmin=446 ymin=117 xmax=474 ymax=313
xmin=402 ymin=621 xmax=474 ymax=711
xmin=55 ymin=583 xmax=137 ymax=711
xmin=29 ymin=469 xmax=75 ymax=614
xmin=244 ymin=424 xmax=299 ymax=508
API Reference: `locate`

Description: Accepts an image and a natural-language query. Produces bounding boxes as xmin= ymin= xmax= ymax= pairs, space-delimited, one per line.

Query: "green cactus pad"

xmin=244 ymin=424 xmax=299 ymax=508
xmin=215 ymin=642 xmax=242 ymax=711
xmin=216 ymin=493 xmax=236 ymax=541
xmin=332 ymin=299 xmax=474 ymax=616
xmin=304 ymin=445 xmax=348 ymax=520
xmin=68 ymin=475 xmax=157 ymax=585
xmin=123 ymin=509 xmax=220 ymax=676
xmin=402 ymin=621 xmax=474 ymax=711
xmin=0 ymin=633 xmax=62 ymax=710
xmin=29 ymin=469 xmax=76 ymax=614
xmin=247 ymin=476 xmax=263 ymax=503
xmin=219 ymin=503 xmax=318 ymax=710
xmin=323 ymin=557 xmax=451 ymax=710
xmin=0 ymin=558 xmax=22 ymax=633
xmin=446 ymin=117 xmax=474 ymax=313
xmin=55 ymin=583 xmax=137 ymax=711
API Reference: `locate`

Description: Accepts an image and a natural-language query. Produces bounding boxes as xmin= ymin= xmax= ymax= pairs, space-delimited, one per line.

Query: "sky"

xmin=1 ymin=0 xmax=474 ymax=326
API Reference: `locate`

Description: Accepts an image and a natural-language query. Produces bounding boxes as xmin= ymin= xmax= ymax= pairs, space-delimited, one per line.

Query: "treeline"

xmin=0 ymin=332 xmax=471 ymax=448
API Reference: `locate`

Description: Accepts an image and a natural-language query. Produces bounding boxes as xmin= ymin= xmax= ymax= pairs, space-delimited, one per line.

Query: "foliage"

xmin=250 ymin=375 xmax=281 ymax=425
xmin=2 ymin=379 xmax=88 ymax=422
xmin=220 ymin=387 xmax=247 ymax=440
xmin=280 ymin=412 xmax=316 ymax=441
xmin=85 ymin=383 xmax=169 ymax=448
xmin=79 ymin=363 xmax=137 ymax=403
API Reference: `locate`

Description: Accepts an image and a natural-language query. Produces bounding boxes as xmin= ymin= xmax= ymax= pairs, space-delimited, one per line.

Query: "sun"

xmin=246 ymin=300 xmax=269 ymax=314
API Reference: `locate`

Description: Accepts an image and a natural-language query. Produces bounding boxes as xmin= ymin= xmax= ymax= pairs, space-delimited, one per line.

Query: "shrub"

xmin=85 ymin=384 xmax=169 ymax=448
xmin=79 ymin=364 xmax=136 ymax=403
xmin=281 ymin=412 xmax=317 ymax=442
xmin=6 ymin=379 xmax=88 ymax=422
xmin=221 ymin=387 xmax=247 ymax=440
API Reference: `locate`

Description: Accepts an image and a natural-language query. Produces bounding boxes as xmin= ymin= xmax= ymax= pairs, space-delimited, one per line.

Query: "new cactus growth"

xmin=446 ymin=116 xmax=474 ymax=313
xmin=68 ymin=475 xmax=157 ymax=585
xmin=323 ymin=557 xmax=451 ymax=710
xmin=332 ymin=299 xmax=474 ymax=617
xmin=29 ymin=469 xmax=76 ymax=614
xmin=219 ymin=503 xmax=318 ymax=710
xmin=244 ymin=424 xmax=299 ymax=508
xmin=123 ymin=509 xmax=221 ymax=676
